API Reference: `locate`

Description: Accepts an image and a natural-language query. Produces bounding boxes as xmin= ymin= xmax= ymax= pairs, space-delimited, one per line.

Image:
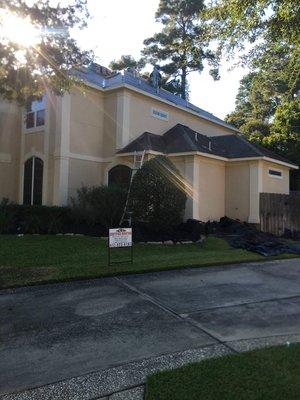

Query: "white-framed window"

xmin=25 ymin=96 xmax=46 ymax=130
xmin=268 ymin=168 xmax=283 ymax=179
xmin=151 ymin=107 xmax=169 ymax=121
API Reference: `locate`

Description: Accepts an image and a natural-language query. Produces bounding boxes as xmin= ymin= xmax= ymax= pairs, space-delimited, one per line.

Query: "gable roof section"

xmin=78 ymin=66 xmax=240 ymax=134
xmin=118 ymin=123 xmax=298 ymax=168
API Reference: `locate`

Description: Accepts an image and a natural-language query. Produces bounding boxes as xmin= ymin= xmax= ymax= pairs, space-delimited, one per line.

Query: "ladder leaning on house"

xmin=119 ymin=150 xmax=145 ymax=227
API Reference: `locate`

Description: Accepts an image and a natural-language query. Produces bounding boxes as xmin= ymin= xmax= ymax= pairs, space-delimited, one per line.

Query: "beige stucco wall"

xmin=196 ymin=156 xmax=225 ymax=221
xmin=225 ymin=160 xmax=291 ymax=223
xmin=126 ymin=90 xmax=235 ymax=145
xmin=225 ymin=162 xmax=250 ymax=221
xmin=171 ymin=155 xmax=225 ymax=222
xmin=24 ymin=132 xmax=44 ymax=156
xmin=68 ymin=158 xmax=105 ymax=200
xmin=69 ymin=87 xmax=105 ymax=158
xmin=262 ymin=161 xmax=290 ymax=194
xmin=103 ymin=91 xmax=118 ymax=157
xmin=0 ymin=100 xmax=21 ymax=202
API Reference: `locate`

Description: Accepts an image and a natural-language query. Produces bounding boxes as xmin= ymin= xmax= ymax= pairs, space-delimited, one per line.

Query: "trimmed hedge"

xmin=0 ymin=185 xmax=127 ymax=235
xmin=0 ymin=199 xmax=215 ymax=241
xmin=0 ymin=203 xmax=72 ymax=234
xmin=70 ymin=185 xmax=127 ymax=228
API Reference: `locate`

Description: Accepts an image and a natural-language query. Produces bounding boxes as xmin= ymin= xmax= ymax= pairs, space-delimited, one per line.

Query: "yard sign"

xmin=108 ymin=228 xmax=133 ymax=265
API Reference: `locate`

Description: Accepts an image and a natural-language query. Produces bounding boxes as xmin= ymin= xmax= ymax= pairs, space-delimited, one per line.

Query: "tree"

xmin=0 ymin=0 xmax=92 ymax=104
xmin=130 ymin=156 xmax=187 ymax=232
xmin=109 ymin=55 xmax=183 ymax=96
xmin=207 ymin=0 xmax=300 ymax=56
xmin=217 ymin=0 xmax=300 ymax=187
xmin=225 ymin=45 xmax=299 ymax=142
xmin=264 ymin=99 xmax=300 ymax=164
xmin=143 ymin=0 xmax=219 ymax=100
xmin=109 ymin=55 xmax=145 ymax=72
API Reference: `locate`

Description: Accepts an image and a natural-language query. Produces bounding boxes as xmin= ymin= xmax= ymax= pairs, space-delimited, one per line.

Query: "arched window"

xmin=23 ymin=157 xmax=43 ymax=205
xmin=108 ymin=165 xmax=131 ymax=188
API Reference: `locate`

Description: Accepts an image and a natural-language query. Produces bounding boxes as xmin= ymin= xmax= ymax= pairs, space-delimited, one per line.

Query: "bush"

xmin=0 ymin=185 xmax=127 ymax=235
xmin=0 ymin=200 xmax=71 ymax=234
xmin=71 ymin=185 xmax=127 ymax=229
xmin=130 ymin=156 xmax=186 ymax=232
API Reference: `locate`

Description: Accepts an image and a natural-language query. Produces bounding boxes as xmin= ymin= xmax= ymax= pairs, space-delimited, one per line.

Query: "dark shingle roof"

xmin=120 ymin=132 xmax=165 ymax=153
xmin=211 ymin=134 xmax=296 ymax=164
xmin=118 ymin=124 xmax=297 ymax=167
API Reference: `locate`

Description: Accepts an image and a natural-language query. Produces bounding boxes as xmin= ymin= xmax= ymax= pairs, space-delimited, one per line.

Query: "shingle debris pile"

xmin=215 ymin=217 xmax=300 ymax=257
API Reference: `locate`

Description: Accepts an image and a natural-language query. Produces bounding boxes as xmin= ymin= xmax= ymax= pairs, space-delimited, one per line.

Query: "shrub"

xmin=129 ymin=156 xmax=187 ymax=232
xmin=0 ymin=198 xmax=18 ymax=233
xmin=71 ymin=185 xmax=127 ymax=229
xmin=0 ymin=200 xmax=71 ymax=234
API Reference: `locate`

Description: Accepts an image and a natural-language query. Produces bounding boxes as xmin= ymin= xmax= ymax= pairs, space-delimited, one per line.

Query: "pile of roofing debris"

xmin=214 ymin=217 xmax=300 ymax=257
xmin=135 ymin=217 xmax=300 ymax=257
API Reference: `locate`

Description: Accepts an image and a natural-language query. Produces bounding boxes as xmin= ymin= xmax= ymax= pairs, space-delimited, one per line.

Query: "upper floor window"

xmin=268 ymin=168 xmax=283 ymax=178
xmin=25 ymin=96 xmax=46 ymax=129
xmin=151 ymin=107 xmax=169 ymax=121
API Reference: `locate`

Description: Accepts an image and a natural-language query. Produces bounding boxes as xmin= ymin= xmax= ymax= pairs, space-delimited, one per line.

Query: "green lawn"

xmin=0 ymin=235 xmax=296 ymax=288
xmin=145 ymin=344 xmax=300 ymax=400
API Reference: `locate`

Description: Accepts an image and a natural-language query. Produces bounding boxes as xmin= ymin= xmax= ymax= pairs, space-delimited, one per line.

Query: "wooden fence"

xmin=260 ymin=192 xmax=300 ymax=236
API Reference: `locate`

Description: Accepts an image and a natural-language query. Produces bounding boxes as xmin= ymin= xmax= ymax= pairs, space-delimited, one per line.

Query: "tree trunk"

xmin=181 ymin=66 xmax=187 ymax=100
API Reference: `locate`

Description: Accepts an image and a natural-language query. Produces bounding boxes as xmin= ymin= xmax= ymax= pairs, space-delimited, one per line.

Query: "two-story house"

xmin=0 ymin=63 xmax=298 ymax=224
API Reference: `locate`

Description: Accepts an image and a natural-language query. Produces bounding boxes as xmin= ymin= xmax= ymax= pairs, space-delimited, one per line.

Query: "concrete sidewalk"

xmin=1 ymin=258 xmax=300 ymax=399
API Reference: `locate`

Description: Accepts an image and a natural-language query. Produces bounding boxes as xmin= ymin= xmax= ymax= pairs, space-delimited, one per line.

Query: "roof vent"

xmin=195 ymin=132 xmax=198 ymax=142
xmin=208 ymin=140 xmax=212 ymax=151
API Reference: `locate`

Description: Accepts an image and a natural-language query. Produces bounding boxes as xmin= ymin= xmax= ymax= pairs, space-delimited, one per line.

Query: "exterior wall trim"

xmin=248 ymin=160 xmax=263 ymax=224
xmin=229 ymin=156 xmax=298 ymax=169
xmin=69 ymin=153 xmax=113 ymax=163
xmin=53 ymin=93 xmax=71 ymax=206
xmin=118 ymin=150 xmax=163 ymax=157
xmin=118 ymin=150 xmax=297 ymax=169
xmin=0 ymin=153 xmax=12 ymax=163
xmin=169 ymin=151 xmax=228 ymax=161
xmin=116 ymin=91 xmax=131 ymax=149
xmin=103 ymin=159 xmax=133 ymax=185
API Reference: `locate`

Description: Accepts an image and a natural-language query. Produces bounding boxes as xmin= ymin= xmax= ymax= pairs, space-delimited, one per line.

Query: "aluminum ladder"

xmin=119 ymin=150 xmax=145 ymax=227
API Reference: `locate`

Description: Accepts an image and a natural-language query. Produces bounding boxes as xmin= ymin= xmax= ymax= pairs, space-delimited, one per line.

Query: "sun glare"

xmin=0 ymin=10 xmax=41 ymax=48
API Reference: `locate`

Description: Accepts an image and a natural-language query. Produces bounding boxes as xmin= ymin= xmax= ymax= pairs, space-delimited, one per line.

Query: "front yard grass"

xmin=145 ymin=344 xmax=300 ymax=400
xmin=0 ymin=235 xmax=297 ymax=288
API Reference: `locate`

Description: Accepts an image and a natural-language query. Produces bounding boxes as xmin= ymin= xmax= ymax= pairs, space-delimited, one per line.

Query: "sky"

xmin=74 ymin=0 xmax=248 ymax=119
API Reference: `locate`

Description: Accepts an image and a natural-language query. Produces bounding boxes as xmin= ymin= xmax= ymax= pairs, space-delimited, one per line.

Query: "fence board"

xmin=260 ymin=193 xmax=300 ymax=236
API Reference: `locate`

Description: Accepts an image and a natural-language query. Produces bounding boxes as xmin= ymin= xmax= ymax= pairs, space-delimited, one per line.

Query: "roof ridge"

xmin=180 ymin=125 xmax=200 ymax=151
xmin=146 ymin=132 xmax=152 ymax=149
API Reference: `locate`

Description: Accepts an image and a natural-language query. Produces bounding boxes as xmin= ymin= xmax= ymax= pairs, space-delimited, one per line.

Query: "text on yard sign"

xmin=109 ymin=228 xmax=132 ymax=248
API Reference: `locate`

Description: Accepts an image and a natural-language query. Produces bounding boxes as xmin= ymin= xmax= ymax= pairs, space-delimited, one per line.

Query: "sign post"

xmin=108 ymin=228 xmax=133 ymax=266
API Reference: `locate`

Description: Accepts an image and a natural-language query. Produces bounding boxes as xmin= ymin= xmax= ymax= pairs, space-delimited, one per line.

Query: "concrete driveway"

xmin=1 ymin=258 xmax=300 ymax=399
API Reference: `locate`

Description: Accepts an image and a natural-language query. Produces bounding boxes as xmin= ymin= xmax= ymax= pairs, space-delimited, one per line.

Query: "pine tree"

xmin=143 ymin=0 xmax=219 ymax=100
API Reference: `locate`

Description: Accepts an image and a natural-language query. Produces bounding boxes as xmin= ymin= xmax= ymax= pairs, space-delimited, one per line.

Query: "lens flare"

xmin=0 ymin=10 xmax=41 ymax=47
